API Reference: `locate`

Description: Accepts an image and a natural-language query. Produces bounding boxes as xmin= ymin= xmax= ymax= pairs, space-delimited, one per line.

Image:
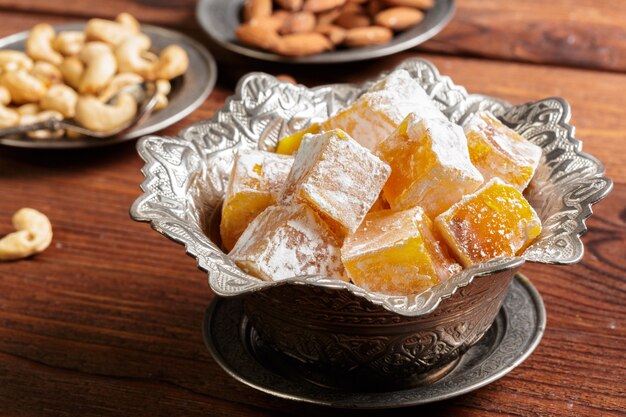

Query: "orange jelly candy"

xmin=279 ymin=129 xmax=391 ymax=235
xmin=320 ymin=69 xmax=446 ymax=150
xmin=376 ymin=113 xmax=484 ymax=218
xmin=464 ymin=111 xmax=542 ymax=191
xmin=220 ymin=150 xmax=294 ymax=251
xmin=229 ymin=204 xmax=345 ymax=281
xmin=342 ymin=207 xmax=461 ymax=296
xmin=275 ymin=123 xmax=321 ymax=155
xmin=435 ymin=178 xmax=542 ymax=267
xmin=368 ymin=192 xmax=389 ymax=213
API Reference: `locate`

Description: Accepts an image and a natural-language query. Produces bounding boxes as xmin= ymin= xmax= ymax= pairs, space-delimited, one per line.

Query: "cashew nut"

xmin=40 ymin=84 xmax=78 ymax=118
xmin=116 ymin=13 xmax=141 ymax=33
xmin=0 ymin=208 xmax=52 ymax=261
xmin=0 ymin=50 xmax=33 ymax=73
xmin=0 ymin=70 xmax=47 ymax=104
xmin=155 ymin=79 xmax=171 ymax=110
xmin=0 ymin=86 xmax=10 ymax=106
xmin=16 ymin=103 xmax=40 ymax=116
xmin=74 ymin=93 xmax=137 ymax=132
xmin=85 ymin=16 xmax=139 ymax=46
xmin=58 ymin=57 xmax=84 ymax=90
xmin=0 ymin=106 xmax=19 ymax=128
xmin=31 ymin=61 xmax=63 ymax=86
xmin=115 ymin=34 xmax=155 ymax=79
xmin=154 ymin=45 xmax=189 ymax=80
xmin=19 ymin=110 xmax=64 ymax=139
xmin=78 ymin=42 xmax=117 ymax=94
xmin=52 ymin=31 xmax=85 ymax=56
xmin=26 ymin=23 xmax=63 ymax=66
xmin=97 ymin=72 xmax=143 ymax=103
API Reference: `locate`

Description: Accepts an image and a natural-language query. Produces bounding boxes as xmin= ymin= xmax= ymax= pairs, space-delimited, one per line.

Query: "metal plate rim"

xmin=202 ymin=273 xmax=546 ymax=409
xmin=0 ymin=22 xmax=217 ymax=149
xmin=196 ymin=0 xmax=455 ymax=64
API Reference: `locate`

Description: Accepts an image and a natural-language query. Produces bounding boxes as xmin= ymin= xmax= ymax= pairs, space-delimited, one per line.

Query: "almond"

xmin=343 ymin=25 xmax=393 ymax=47
xmin=303 ymin=0 xmax=347 ymax=13
xmin=243 ymin=0 xmax=273 ymax=22
xmin=236 ymin=23 xmax=280 ymax=49
xmin=336 ymin=11 xmax=371 ymax=29
xmin=342 ymin=2 xmax=364 ymax=13
xmin=367 ymin=0 xmax=384 ymax=16
xmin=251 ymin=10 xmax=291 ymax=31
xmin=272 ymin=32 xmax=333 ymax=56
xmin=317 ymin=8 xmax=342 ymax=25
xmin=280 ymin=11 xmax=317 ymax=34
xmin=381 ymin=0 xmax=434 ymax=9
xmin=375 ymin=7 xmax=423 ymax=30
xmin=276 ymin=0 xmax=304 ymax=11
xmin=316 ymin=23 xmax=347 ymax=44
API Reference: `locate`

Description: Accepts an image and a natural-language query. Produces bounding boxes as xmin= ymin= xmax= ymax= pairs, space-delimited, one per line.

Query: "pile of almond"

xmin=236 ymin=0 xmax=434 ymax=57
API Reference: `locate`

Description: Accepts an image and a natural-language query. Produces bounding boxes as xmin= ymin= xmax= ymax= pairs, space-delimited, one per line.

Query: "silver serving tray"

xmin=131 ymin=58 xmax=612 ymax=317
xmin=0 ymin=23 xmax=217 ymax=149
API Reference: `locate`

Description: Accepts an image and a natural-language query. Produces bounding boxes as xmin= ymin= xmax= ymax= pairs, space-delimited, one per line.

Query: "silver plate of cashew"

xmin=0 ymin=17 xmax=217 ymax=149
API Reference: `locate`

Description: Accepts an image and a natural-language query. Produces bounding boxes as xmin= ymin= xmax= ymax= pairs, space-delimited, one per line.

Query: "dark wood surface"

xmin=0 ymin=1 xmax=625 ymax=416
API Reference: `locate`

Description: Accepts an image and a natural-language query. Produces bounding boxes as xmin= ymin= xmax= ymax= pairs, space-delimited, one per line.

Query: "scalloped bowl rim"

xmin=130 ymin=58 xmax=613 ymax=317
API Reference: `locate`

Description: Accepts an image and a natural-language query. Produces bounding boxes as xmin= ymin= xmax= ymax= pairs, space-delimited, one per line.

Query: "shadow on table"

xmin=0 ymin=139 xmax=139 ymax=179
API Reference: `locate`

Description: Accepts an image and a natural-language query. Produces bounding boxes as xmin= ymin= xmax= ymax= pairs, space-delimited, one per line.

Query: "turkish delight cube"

xmin=368 ymin=192 xmax=389 ymax=213
xmin=220 ymin=149 xmax=294 ymax=251
xmin=320 ymin=69 xmax=446 ymax=150
xmin=279 ymin=129 xmax=391 ymax=235
xmin=229 ymin=204 xmax=345 ymax=281
xmin=342 ymin=207 xmax=461 ymax=296
xmin=464 ymin=111 xmax=542 ymax=191
xmin=376 ymin=113 xmax=484 ymax=218
xmin=275 ymin=123 xmax=320 ymax=155
xmin=435 ymin=178 xmax=542 ymax=267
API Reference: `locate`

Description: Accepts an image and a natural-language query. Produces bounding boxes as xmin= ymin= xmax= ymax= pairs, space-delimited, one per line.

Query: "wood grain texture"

xmin=0 ymin=3 xmax=625 ymax=417
xmin=420 ymin=0 xmax=626 ymax=72
xmin=1 ymin=0 xmax=624 ymax=71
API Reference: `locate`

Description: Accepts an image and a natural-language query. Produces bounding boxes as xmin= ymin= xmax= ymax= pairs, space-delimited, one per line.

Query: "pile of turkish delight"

xmin=219 ymin=69 xmax=542 ymax=296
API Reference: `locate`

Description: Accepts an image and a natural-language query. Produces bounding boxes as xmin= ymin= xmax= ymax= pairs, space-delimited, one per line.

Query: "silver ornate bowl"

xmin=131 ymin=58 xmax=612 ymax=388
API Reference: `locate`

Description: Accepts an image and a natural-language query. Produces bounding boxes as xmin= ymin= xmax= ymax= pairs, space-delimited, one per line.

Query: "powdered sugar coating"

xmin=279 ymin=129 xmax=391 ymax=235
xmin=228 ymin=149 xmax=294 ymax=196
xmin=342 ymin=207 xmax=461 ymax=296
xmin=321 ymin=69 xmax=446 ymax=149
xmin=220 ymin=150 xmax=294 ymax=251
xmin=435 ymin=178 xmax=542 ymax=267
xmin=376 ymin=113 xmax=484 ymax=218
xmin=229 ymin=204 xmax=345 ymax=281
xmin=464 ymin=111 xmax=542 ymax=191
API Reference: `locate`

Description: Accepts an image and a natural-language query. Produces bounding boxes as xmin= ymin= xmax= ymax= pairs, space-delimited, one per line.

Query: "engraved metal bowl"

xmin=130 ymin=58 xmax=612 ymax=388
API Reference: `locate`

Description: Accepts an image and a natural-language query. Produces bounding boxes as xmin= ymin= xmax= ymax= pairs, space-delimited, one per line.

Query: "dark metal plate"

xmin=202 ymin=273 xmax=546 ymax=409
xmin=196 ymin=0 xmax=455 ymax=64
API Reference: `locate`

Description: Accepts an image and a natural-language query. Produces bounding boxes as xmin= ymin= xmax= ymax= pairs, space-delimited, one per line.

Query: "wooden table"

xmin=1 ymin=1 xmax=624 ymax=416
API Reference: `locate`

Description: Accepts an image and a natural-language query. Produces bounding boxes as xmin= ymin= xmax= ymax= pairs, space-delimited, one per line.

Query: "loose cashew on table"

xmin=0 ymin=208 xmax=53 ymax=261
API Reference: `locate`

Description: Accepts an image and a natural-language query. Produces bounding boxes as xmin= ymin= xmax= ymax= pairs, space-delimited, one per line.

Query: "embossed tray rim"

xmin=130 ymin=58 xmax=613 ymax=317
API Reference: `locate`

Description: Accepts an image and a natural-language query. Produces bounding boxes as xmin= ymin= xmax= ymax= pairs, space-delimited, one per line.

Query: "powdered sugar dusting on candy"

xmin=435 ymin=178 xmax=542 ymax=267
xmin=341 ymin=207 xmax=461 ymax=296
xmin=230 ymin=149 xmax=294 ymax=196
xmin=279 ymin=129 xmax=391 ymax=235
xmin=220 ymin=150 xmax=294 ymax=251
xmin=229 ymin=204 xmax=345 ymax=281
xmin=376 ymin=113 xmax=484 ymax=218
xmin=464 ymin=111 xmax=542 ymax=191
xmin=321 ymin=69 xmax=446 ymax=150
